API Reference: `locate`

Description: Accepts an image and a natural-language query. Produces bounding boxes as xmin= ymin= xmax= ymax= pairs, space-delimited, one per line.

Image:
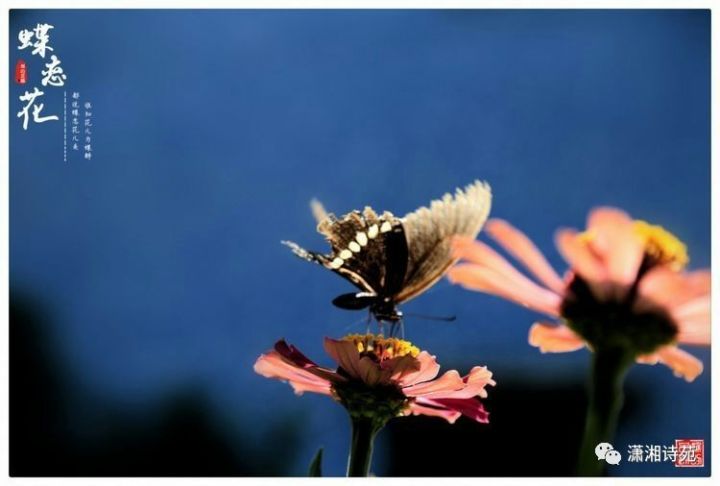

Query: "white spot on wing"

xmin=331 ymin=257 xmax=344 ymax=269
xmin=380 ymin=221 xmax=392 ymax=233
xmin=349 ymin=241 xmax=361 ymax=253
xmin=340 ymin=249 xmax=353 ymax=260
xmin=356 ymin=232 xmax=368 ymax=246
xmin=367 ymin=225 xmax=379 ymax=239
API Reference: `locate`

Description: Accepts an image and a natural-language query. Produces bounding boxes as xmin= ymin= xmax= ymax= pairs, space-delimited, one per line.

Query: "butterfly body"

xmin=329 ymin=221 xmax=408 ymax=322
xmin=283 ymin=180 xmax=492 ymax=327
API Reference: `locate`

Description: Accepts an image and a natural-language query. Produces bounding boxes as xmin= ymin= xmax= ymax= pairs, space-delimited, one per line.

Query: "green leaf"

xmin=308 ymin=447 xmax=323 ymax=477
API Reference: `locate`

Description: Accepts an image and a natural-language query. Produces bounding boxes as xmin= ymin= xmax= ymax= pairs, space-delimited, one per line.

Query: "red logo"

xmin=15 ymin=59 xmax=27 ymax=84
xmin=675 ymin=439 xmax=704 ymax=467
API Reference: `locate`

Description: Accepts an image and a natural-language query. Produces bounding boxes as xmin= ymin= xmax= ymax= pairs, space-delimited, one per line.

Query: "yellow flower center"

xmin=342 ymin=334 xmax=420 ymax=361
xmin=577 ymin=220 xmax=688 ymax=271
xmin=633 ymin=220 xmax=688 ymax=270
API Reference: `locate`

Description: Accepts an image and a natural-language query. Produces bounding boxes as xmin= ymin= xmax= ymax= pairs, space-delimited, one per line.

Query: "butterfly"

xmin=283 ymin=180 xmax=492 ymax=327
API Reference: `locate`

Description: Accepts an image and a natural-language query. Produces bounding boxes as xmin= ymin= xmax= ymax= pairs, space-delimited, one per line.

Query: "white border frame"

xmin=1 ymin=2 xmax=715 ymax=484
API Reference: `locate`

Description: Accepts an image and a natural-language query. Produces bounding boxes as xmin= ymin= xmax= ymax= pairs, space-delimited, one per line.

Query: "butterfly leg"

xmin=372 ymin=315 xmax=386 ymax=337
xmin=388 ymin=320 xmax=404 ymax=339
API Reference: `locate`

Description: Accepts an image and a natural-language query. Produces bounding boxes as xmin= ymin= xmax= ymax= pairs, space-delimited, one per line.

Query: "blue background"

xmin=9 ymin=9 xmax=710 ymax=476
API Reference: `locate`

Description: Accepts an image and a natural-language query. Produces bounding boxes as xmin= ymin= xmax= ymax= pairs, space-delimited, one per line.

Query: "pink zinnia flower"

xmin=447 ymin=207 xmax=710 ymax=382
xmin=254 ymin=334 xmax=495 ymax=424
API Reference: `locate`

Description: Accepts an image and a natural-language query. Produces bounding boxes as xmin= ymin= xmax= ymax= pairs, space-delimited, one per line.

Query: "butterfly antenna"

xmin=404 ymin=312 xmax=457 ymax=322
xmin=310 ymin=198 xmax=328 ymax=223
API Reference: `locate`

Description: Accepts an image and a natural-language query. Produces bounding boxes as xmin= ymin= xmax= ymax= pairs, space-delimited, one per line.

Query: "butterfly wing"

xmin=284 ymin=180 xmax=491 ymax=306
xmin=393 ymin=180 xmax=492 ymax=303
xmin=283 ymin=206 xmax=404 ymax=295
xmin=378 ymin=223 xmax=409 ymax=297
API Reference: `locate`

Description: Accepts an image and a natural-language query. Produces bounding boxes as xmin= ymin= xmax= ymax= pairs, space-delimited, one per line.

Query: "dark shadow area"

xmin=10 ymin=292 xmax=300 ymax=476
xmin=384 ymin=369 xmax=645 ymax=476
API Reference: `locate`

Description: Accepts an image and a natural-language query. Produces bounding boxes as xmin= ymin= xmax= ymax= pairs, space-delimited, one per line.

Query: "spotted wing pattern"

xmin=394 ymin=180 xmax=492 ymax=303
xmin=283 ymin=206 xmax=404 ymax=295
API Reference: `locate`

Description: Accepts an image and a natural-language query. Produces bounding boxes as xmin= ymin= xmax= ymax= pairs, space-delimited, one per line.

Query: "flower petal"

xmin=405 ymin=401 xmax=462 ymax=424
xmin=357 ymin=355 xmax=389 ymax=387
xmin=323 ymin=337 xmax=363 ymax=380
xmin=416 ymin=366 xmax=496 ymax=400
xmin=683 ymin=270 xmax=712 ymax=297
xmin=528 ymin=322 xmax=586 ymax=353
xmin=452 ymin=237 xmax=561 ymax=302
xmin=274 ymin=340 xmax=319 ymax=368
xmin=259 ymin=340 xmax=340 ymax=382
xmin=460 ymin=366 xmax=496 ymax=399
xmin=635 ymin=268 xmax=711 ymax=346
xmin=485 ymin=219 xmax=565 ymax=293
xmin=448 ymin=263 xmax=561 ymax=317
xmin=638 ymin=346 xmax=704 ymax=382
xmin=402 ymin=369 xmax=464 ymax=398
xmin=673 ymin=296 xmax=711 ymax=345
xmin=254 ymin=351 xmax=333 ymax=396
xmin=555 ymin=229 xmax=609 ymax=299
xmin=586 ymin=207 xmax=645 ymax=291
xmin=637 ymin=267 xmax=710 ymax=312
xmin=394 ymin=351 xmax=439 ymax=387
xmin=451 ymin=236 xmax=505 ymax=266
xmin=635 ymin=353 xmax=660 ymax=365
xmin=415 ymin=397 xmax=490 ymax=424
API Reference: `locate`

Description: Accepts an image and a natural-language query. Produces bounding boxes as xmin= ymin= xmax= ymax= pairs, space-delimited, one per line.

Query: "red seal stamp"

xmin=674 ymin=439 xmax=704 ymax=467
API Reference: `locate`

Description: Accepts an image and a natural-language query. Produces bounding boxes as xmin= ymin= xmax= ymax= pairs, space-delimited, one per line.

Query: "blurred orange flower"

xmin=448 ymin=207 xmax=710 ymax=382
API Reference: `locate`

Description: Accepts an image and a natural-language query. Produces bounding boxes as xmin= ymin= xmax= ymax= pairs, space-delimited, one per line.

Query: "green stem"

xmin=576 ymin=346 xmax=633 ymax=476
xmin=346 ymin=417 xmax=381 ymax=477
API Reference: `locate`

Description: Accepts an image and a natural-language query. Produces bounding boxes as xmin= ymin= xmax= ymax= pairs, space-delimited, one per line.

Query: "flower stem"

xmin=347 ymin=417 xmax=381 ymax=477
xmin=576 ymin=346 xmax=633 ymax=476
